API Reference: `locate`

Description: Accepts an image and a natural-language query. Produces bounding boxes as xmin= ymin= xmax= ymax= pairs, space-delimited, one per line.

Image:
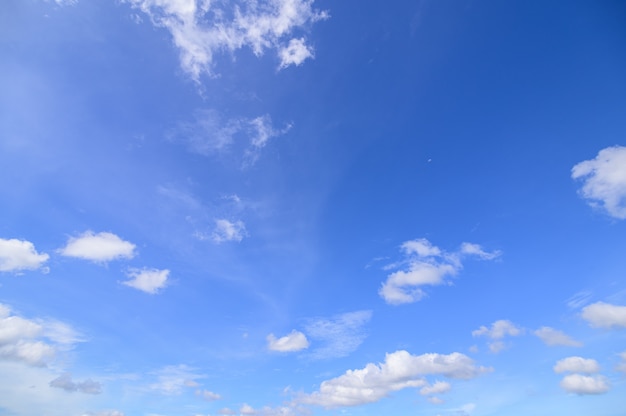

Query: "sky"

xmin=1 ymin=0 xmax=626 ymax=415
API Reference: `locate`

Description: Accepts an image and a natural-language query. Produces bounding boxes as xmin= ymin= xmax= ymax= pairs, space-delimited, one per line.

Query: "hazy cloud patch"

xmin=304 ymin=310 xmax=372 ymax=359
xmin=472 ymin=320 xmax=523 ymax=353
xmin=49 ymin=373 xmax=102 ymax=394
xmin=534 ymin=327 xmax=582 ymax=347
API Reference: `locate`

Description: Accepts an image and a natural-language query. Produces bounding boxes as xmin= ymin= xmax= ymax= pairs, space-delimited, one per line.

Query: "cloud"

xmin=581 ymin=301 xmax=626 ymax=328
xmin=212 ymin=219 xmax=247 ymax=243
xmin=571 ymin=145 xmax=626 ymax=219
xmin=195 ymin=389 xmax=221 ymax=401
xmin=553 ymin=357 xmax=600 ymax=374
xmin=278 ymin=37 xmax=313 ymax=68
xmin=616 ymin=351 xmax=626 ymax=374
xmin=472 ymin=320 xmax=523 ymax=353
xmin=0 ymin=304 xmax=81 ymax=366
xmin=419 ymin=381 xmax=451 ymax=396
xmin=81 ymin=412 xmax=125 ymax=416
xmin=534 ymin=327 xmax=582 ymax=347
xmin=267 ymin=330 xmax=309 ymax=352
xmin=379 ymin=239 xmax=500 ymax=305
xmin=122 ymin=268 xmax=170 ymax=294
xmin=298 ymin=350 xmax=489 ymax=408
xmin=125 ymin=0 xmax=329 ymax=80
xmin=149 ymin=365 xmax=206 ymax=395
xmin=559 ymin=374 xmax=610 ymax=395
xmin=0 ymin=238 xmax=49 ymax=273
xmin=49 ymin=373 xmax=102 ymax=394
xmin=304 ymin=310 xmax=372 ymax=359
xmin=59 ymin=231 xmax=136 ymax=263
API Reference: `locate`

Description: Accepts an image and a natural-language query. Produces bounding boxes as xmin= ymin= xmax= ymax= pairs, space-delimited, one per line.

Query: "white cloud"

xmin=304 ymin=310 xmax=372 ymax=359
xmin=616 ymin=351 xmax=626 ymax=374
xmin=553 ymin=357 xmax=600 ymax=374
xmin=125 ymin=0 xmax=329 ymax=80
xmin=379 ymin=238 xmax=500 ymax=305
xmin=278 ymin=37 xmax=313 ymax=68
xmin=267 ymin=330 xmax=309 ymax=352
xmin=572 ymin=145 xmax=626 ymax=219
xmin=299 ymin=350 xmax=489 ymax=408
xmin=419 ymin=381 xmax=451 ymax=396
xmin=195 ymin=389 xmax=221 ymax=401
xmin=472 ymin=320 xmax=523 ymax=353
xmin=559 ymin=374 xmax=610 ymax=395
xmin=212 ymin=219 xmax=247 ymax=243
xmin=59 ymin=231 xmax=136 ymax=263
xmin=49 ymin=373 xmax=102 ymax=394
xmin=149 ymin=365 xmax=206 ymax=395
xmin=0 ymin=238 xmax=49 ymax=273
xmin=53 ymin=0 xmax=79 ymax=5
xmin=581 ymin=301 xmax=626 ymax=328
xmin=122 ymin=268 xmax=170 ymax=294
xmin=534 ymin=327 xmax=582 ymax=347
xmin=0 ymin=304 xmax=81 ymax=366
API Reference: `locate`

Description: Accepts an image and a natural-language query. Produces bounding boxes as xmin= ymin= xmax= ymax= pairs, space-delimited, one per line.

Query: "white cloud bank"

xmin=304 ymin=310 xmax=372 ymax=359
xmin=122 ymin=268 xmax=170 ymax=294
xmin=59 ymin=231 xmax=136 ymax=263
xmin=0 ymin=238 xmax=49 ymax=273
xmin=0 ymin=304 xmax=81 ymax=366
xmin=534 ymin=327 xmax=582 ymax=347
xmin=125 ymin=0 xmax=329 ymax=80
xmin=379 ymin=238 xmax=500 ymax=305
xmin=267 ymin=330 xmax=309 ymax=352
xmin=572 ymin=145 xmax=626 ymax=219
xmin=581 ymin=301 xmax=626 ymax=329
xmin=298 ymin=350 xmax=489 ymax=408
xmin=472 ymin=320 xmax=523 ymax=353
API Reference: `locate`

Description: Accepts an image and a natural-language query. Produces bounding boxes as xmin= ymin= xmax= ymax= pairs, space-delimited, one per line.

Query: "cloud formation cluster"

xmin=379 ymin=238 xmax=501 ymax=305
xmin=126 ymin=0 xmax=329 ymax=80
xmin=553 ymin=356 xmax=609 ymax=395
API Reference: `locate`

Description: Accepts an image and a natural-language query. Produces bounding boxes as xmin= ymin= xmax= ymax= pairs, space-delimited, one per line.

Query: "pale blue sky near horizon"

xmin=1 ymin=1 xmax=626 ymax=415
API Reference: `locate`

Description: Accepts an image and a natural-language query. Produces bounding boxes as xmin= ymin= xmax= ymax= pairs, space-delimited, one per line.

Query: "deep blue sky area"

xmin=1 ymin=1 xmax=626 ymax=416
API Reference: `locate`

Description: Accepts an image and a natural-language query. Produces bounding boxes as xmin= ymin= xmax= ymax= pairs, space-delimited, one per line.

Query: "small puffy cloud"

xmin=267 ymin=330 xmax=309 ymax=352
xmin=554 ymin=357 xmax=600 ymax=374
xmin=534 ymin=327 xmax=582 ymax=347
xmin=49 ymin=373 xmax=102 ymax=394
xmin=0 ymin=238 xmax=49 ymax=273
xmin=218 ymin=408 xmax=236 ymax=415
xmin=122 ymin=268 xmax=170 ymax=294
xmin=126 ymin=0 xmax=329 ymax=81
xmin=195 ymin=389 xmax=221 ymax=401
xmin=59 ymin=231 xmax=136 ymax=263
xmin=581 ymin=301 xmax=626 ymax=329
xmin=472 ymin=320 xmax=523 ymax=353
xmin=0 ymin=304 xmax=81 ymax=366
xmin=559 ymin=374 xmax=610 ymax=395
xmin=212 ymin=219 xmax=247 ymax=243
xmin=572 ymin=145 xmax=626 ymax=219
xmin=149 ymin=365 xmax=205 ymax=395
xmin=419 ymin=381 xmax=451 ymax=396
xmin=299 ymin=350 xmax=489 ymax=408
xmin=379 ymin=238 xmax=500 ymax=305
xmin=278 ymin=38 xmax=313 ymax=69
xmin=304 ymin=310 xmax=372 ymax=359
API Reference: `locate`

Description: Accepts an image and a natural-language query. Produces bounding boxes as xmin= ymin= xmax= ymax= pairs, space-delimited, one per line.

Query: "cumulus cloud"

xmin=534 ymin=327 xmax=582 ymax=347
xmin=304 ymin=310 xmax=372 ymax=359
xmin=581 ymin=301 xmax=626 ymax=329
xmin=298 ymin=350 xmax=489 ymax=408
xmin=125 ymin=0 xmax=329 ymax=80
xmin=379 ymin=238 xmax=500 ymax=305
xmin=419 ymin=381 xmax=451 ymax=396
xmin=49 ymin=373 xmax=102 ymax=394
xmin=278 ymin=37 xmax=313 ymax=68
xmin=0 ymin=304 xmax=81 ymax=366
xmin=122 ymin=268 xmax=170 ymax=294
xmin=472 ymin=320 xmax=523 ymax=353
xmin=59 ymin=231 xmax=136 ymax=263
xmin=559 ymin=374 xmax=610 ymax=395
xmin=572 ymin=145 xmax=626 ymax=219
xmin=554 ymin=357 xmax=600 ymax=374
xmin=212 ymin=219 xmax=247 ymax=243
xmin=0 ymin=238 xmax=49 ymax=273
xmin=267 ymin=330 xmax=309 ymax=352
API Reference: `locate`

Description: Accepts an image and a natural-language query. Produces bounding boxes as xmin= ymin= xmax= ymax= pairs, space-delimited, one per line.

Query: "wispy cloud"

xmin=49 ymin=373 xmax=102 ymax=394
xmin=380 ymin=238 xmax=501 ymax=305
xmin=125 ymin=0 xmax=329 ymax=80
xmin=298 ymin=350 xmax=489 ymax=408
xmin=572 ymin=145 xmax=626 ymax=219
xmin=534 ymin=327 xmax=582 ymax=347
xmin=472 ymin=320 xmax=524 ymax=353
xmin=0 ymin=238 xmax=49 ymax=273
xmin=304 ymin=310 xmax=372 ymax=359
xmin=59 ymin=231 xmax=136 ymax=263
xmin=210 ymin=219 xmax=247 ymax=243
xmin=148 ymin=365 xmax=206 ymax=395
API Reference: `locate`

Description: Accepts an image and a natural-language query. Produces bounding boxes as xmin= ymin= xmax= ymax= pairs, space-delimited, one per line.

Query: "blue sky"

xmin=1 ymin=0 xmax=626 ymax=415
